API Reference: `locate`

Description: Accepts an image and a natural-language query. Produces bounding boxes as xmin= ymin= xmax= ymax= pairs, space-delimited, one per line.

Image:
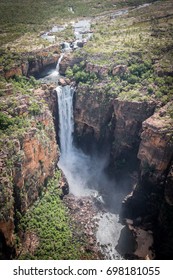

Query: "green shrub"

xmin=128 ymin=63 xmax=151 ymax=78
xmin=0 ymin=112 xmax=14 ymax=130
xmin=65 ymin=67 xmax=73 ymax=79
xmin=147 ymin=87 xmax=154 ymax=94
xmin=29 ymin=102 xmax=41 ymax=115
xmin=126 ymin=74 xmax=139 ymax=84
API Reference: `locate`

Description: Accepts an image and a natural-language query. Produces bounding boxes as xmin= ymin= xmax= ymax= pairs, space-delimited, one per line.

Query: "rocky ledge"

xmin=2 ymin=44 xmax=61 ymax=79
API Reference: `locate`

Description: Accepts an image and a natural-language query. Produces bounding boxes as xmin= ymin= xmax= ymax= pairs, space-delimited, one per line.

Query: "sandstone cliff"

xmin=2 ymin=44 xmax=61 ymax=79
xmin=112 ymin=99 xmax=156 ymax=159
xmin=74 ymin=83 xmax=156 ymax=161
xmin=74 ymin=83 xmax=114 ymax=151
xmin=138 ymin=104 xmax=173 ymax=183
xmin=0 ymin=85 xmax=58 ymax=257
xmin=122 ymin=103 xmax=173 ymax=258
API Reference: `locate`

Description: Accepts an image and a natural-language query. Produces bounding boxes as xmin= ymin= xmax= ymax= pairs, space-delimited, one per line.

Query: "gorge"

xmin=0 ymin=0 xmax=173 ymax=260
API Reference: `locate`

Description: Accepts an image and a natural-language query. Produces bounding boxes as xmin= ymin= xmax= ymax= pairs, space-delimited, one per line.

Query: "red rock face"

xmin=13 ymin=113 xmax=58 ymax=213
xmin=74 ymin=84 xmax=114 ymax=142
xmin=3 ymin=44 xmax=61 ymax=79
xmin=122 ymin=103 xmax=173 ymax=259
xmin=113 ymin=99 xmax=156 ymax=158
xmin=0 ymin=220 xmax=14 ymax=247
xmin=74 ymin=84 xmax=156 ymax=159
xmin=0 ymin=87 xmax=59 ymax=253
xmin=138 ymin=104 xmax=173 ymax=182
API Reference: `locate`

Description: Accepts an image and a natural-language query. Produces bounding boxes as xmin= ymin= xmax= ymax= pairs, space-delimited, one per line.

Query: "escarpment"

xmin=74 ymin=83 xmax=114 ymax=151
xmin=74 ymin=82 xmax=156 ymax=162
xmin=138 ymin=104 xmax=173 ymax=182
xmin=72 ymin=65 xmax=173 ymax=258
xmin=2 ymin=44 xmax=61 ymax=79
xmin=0 ymin=85 xmax=59 ymax=258
xmin=122 ymin=103 xmax=173 ymax=258
xmin=112 ymin=99 xmax=156 ymax=160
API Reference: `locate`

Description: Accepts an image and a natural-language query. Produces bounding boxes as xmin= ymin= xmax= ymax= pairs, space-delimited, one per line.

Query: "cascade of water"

xmin=56 ymin=53 xmax=64 ymax=74
xmin=56 ymin=85 xmax=74 ymax=158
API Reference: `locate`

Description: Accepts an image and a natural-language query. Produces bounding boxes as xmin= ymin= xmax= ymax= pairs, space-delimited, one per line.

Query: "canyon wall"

xmin=112 ymin=99 xmax=156 ymax=160
xmin=74 ymin=80 xmax=173 ymax=258
xmin=74 ymin=83 xmax=156 ymax=161
xmin=122 ymin=103 xmax=173 ymax=258
xmin=3 ymin=44 xmax=61 ymax=79
xmin=74 ymin=83 xmax=114 ymax=151
xmin=0 ymin=86 xmax=59 ymax=257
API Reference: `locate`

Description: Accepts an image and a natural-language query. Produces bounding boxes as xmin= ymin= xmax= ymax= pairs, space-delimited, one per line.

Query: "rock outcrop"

xmin=3 ymin=44 xmax=61 ymax=79
xmin=112 ymin=99 xmax=156 ymax=159
xmin=138 ymin=104 xmax=173 ymax=182
xmin=74 ymin=83 xmax=114 ymax=151
xmin=86 ymin=62 xmax=109 ymax=78
xmin=59 ymin=53 xmax=84 ymax=75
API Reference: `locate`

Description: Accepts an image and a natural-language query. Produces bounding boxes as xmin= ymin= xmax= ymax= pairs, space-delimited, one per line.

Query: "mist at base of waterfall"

xmin=58 ymin=144 xmax=130 ymax=215
xmin=58 ymin=146 xmax=109 ymax=196
xmin=58 ymin=146 xmax=134 ymax=259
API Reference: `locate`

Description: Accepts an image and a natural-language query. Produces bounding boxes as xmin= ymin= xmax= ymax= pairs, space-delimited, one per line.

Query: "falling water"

xmin=56 ymin=85 xmax=74 ymax=157
xmin=56 ymin=53 xmax=64 ymax=74
xmin=56 ymin=85 xmax=94 ymax=196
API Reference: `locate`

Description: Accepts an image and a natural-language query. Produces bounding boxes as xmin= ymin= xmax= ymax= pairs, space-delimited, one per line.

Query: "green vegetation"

xmin=11 ymin=75 xmax=40 ymax=94
xmin=0 ymin=112 xmax=15 ymax=130
xmin=167 ymin=103 xmax=173 ymax=119
xmin=70 ymin=0 xmax=173 ymax=103
xmin=18 ymin=171 xmax=91 ymax=260
xmin=66 ymin=62 xmax=97 ymax=84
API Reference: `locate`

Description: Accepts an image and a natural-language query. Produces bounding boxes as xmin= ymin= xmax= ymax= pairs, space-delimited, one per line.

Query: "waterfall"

xmin=56 ymin=53 xmax=64 ymax=74
xmin=56 ymin=85 xmax=74 ymax=158
xmin=56 ymin=84 xmax=93 ymax=196
xmin=56 ymin=85 xmax=131 ymax=259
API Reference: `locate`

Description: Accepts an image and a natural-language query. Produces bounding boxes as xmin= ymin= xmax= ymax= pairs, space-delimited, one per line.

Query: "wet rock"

xmin=58 ymin=78 xmax=67 ymax=86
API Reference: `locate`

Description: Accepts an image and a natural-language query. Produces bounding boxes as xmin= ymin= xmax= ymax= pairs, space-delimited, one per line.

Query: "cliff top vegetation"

xmin=65 ymin=0 xmax=173 ymax=104
xmin=0 ymin=0 xmax=156 ymax=48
